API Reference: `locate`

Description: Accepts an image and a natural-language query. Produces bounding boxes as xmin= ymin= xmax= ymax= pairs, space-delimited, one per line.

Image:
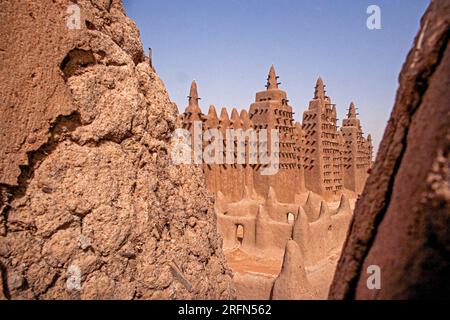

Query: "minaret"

xmin=303 ymin=75 xmax=342 ymax=199
xmin=341 ymin=101 xmax=370 ymax=194
xmin=266 ymin=65 xmax=280 ymax=90
xmin=249 ymin=65 xmax=296 ymax=202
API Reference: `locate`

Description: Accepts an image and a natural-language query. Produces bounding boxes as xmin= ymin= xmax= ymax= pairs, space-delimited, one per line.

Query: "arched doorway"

xmin=236 ymin=224 xmax=244 ymax=246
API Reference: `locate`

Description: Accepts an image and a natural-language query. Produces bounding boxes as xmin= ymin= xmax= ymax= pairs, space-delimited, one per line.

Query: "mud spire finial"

xmin=208 ymin=104 xmax=218 ymax=116
xmin=207 ymin=105 xmax=219 ymax=124
xmin=318 ymin=201 xmax=330 ymax=220
xmin=266 ymin=65 xmax=279 ymax=90
xmin=188 ymin=80 xmax=200 ymax=107
xmin=240 ymin=109 xmax=253 ymax=130
xmin=314 ymin=76 xmax=325 ymax=99
xmin=348 ymin=102 xmax=357 ymax=118
xmin=231 ymin=108 xmax=240 ymax=121
xmin=336 ymin=194 xmax=351 ymax=215
xmin=219 ymin=107 xmax=229 ymax=120
xmin=219 ymin=107 xmax=230 ymax=129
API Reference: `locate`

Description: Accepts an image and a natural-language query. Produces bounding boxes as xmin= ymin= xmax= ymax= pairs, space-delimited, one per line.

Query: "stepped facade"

xmin=179 ymin=66 xmax=373 ymax=203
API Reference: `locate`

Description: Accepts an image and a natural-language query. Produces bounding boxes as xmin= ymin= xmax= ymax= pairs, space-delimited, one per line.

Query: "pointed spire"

xmin=186 ymin=80 xmax=202 ymax=113
xmin=336 ymin=194 xmax=351 ymax=215
xmin=230 ymin=108 xmax=242 ymax=129
xmin=348 ymin=102 xmax=357 ymax=118
xmin=240 ymin=109 xmax=249 ymax=121
xmin=189 ymin=80 xmax=198 ymax=101
xmin=303 ymin=191 xmax=320 ymax=221
xmin=207 ymin=105 xmax=218 ymax=120
xmin=314 ymin=76 xmax=325 ymax=99
xmin=240 ymin=109 xmax=253 ymax=130
xmin=205 ymin=105 xmax=219 ymax=129
xmin=266 ymin=65 xmax=279 ymax=90
xmin=219 ymin=107 xmax=229 ymax=122
xmin=218 ymin=107 xmax=229 ymax=131
xmin=271 ymin=240 xmax=312 ymax=300
xmin=293 ymin=206 xmax=310 ymax=244
xmin=318 ymin=201 xmax=329 ymax=219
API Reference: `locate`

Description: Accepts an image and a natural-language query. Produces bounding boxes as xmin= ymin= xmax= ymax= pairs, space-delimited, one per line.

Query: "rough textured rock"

xmin=329 ymin=0 xmax=449 ymax=299
xmin=0 ymin=0 xmax=234 ymax=300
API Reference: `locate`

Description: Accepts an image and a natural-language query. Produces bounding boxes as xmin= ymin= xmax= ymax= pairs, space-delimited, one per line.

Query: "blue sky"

xmin=123 ymin=0 xmax=429 ymax=152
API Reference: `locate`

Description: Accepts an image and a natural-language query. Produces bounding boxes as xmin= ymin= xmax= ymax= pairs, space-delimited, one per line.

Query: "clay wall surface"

xmin=0 ymin=0 xmax=234 ymax=300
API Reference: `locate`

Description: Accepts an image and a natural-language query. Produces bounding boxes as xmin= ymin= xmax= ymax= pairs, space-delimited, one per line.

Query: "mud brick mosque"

xmin=177 ymin=66 xmax=373 ymax=267
xmin=179 ymin=65 xmax=373 ymax=204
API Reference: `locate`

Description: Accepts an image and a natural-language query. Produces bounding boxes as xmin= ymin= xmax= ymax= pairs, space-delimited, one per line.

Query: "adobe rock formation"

xmin=0 ymin=0 xmax=234 ymax=299
xmin=329 ymin=0 xmax=449 ymax=299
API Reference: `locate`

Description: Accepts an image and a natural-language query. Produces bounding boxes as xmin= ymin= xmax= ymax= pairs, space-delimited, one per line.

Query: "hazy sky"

xmin=123 ymin=0 xmax=429 ymax=153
